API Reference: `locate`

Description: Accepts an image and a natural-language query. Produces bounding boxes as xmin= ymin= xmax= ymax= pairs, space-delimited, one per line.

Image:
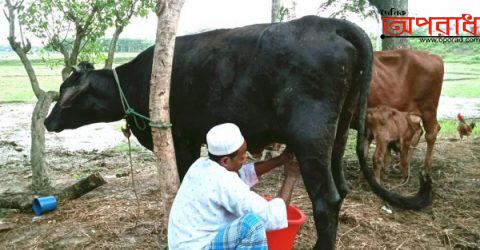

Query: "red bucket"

xmin=266 ymin=200 xmax=306 ymax=250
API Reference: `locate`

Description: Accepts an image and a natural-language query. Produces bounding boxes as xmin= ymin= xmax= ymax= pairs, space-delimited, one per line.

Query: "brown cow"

xmin=367 ymin=49 xmax=444 ymax=173
xmin=365 ymin=105 xmax=423 ymax=183
xmin=268 ymin=49 xmax=443 ymax=174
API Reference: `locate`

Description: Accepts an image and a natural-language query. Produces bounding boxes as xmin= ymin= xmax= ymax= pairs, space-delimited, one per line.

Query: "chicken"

xmin=457 ymin=113 xmax=476 ymax=139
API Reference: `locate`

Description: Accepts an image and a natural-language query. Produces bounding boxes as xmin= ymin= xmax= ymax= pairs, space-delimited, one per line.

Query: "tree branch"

xmin=368 ymin=0 xmax=383 ymax=10
xmin=5 ymin=0 xmax=44 ymax=99
xmin=19 ymin=19 xmax=26 ymax=50
xmin=82 ymin=4 xmax=99 ymax=33
xmin=23 ymin=38 xmax=31 ymax=54
xmin=48 ymin=35 xmax=70 ymax=74
xmin=3 ymin=9 xmax=9 ymax=21
xmin=13 ymin=0 xmax=25 ymax=9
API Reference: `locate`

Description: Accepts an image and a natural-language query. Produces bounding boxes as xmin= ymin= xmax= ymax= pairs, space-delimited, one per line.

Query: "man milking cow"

xmin=168 ymin=123 xmax=299 ymax=249
xmin=45 ymin=16 xmax=432 ymax=249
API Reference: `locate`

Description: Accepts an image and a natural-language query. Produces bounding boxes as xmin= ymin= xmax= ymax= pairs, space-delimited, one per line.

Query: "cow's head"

xmin=45 ymin=62 xmax=123 ymax=132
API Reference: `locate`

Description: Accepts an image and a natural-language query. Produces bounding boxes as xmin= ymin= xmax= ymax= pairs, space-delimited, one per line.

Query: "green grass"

xmin=0 ymin=54 xmax=136 ymax=103
xmin=442 ymin=82 xmax=480 ymax=98
xmin=0 ymin=209 xmax=8 ymax=220
xmin=438 ymin=119 xmax=479 ymax=137
xmin=107 ymin=142 xmax=143 ymax=153
xmin=0 ymin=69 xmax=62 ymax=103
xmin=0 ymin=53 xmax=479 ymax=103
xmin=442 ymin=63 xmax=480 ymax=98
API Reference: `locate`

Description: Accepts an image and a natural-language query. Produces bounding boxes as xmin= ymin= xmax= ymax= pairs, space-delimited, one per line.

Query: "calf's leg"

xmin=399 ymin=141 xmax=414 ymax=178
xmin=373 ymin=138 xmax=387 ymax=183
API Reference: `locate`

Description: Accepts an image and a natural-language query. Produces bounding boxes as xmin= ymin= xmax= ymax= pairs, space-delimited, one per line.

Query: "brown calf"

xmin=365 ymin=105 xmax=423 ymax=183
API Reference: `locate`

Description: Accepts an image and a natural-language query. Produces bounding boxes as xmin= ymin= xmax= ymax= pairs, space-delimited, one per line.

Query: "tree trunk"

xmin=7 ymin=39 xmax=44 ymax=98
xmin=31 ymin=91 xmax=59 ymax=195
xmin=61 ymin=35 xmax=83 ymax=81
xmin=370 ymin=0 xmax=409 ymax=50
xmin=272 ymin=0 xmax=296 ymax=23
xmin=104 ymin=27 xmax=123 ymax=69
xmin=0 ymin=193 xmax=33 ymax=211
xmin=271 ymin=0 xmax=282 ymax=22
xmin=5 ymin=0 xmax=58 ymax=195
xmin=61 ymin=66 xmax=71 ymax=81
xmin=149 ymin=0 xmax=185 ymax=228
xmin=57 ymin=172 xmax=106 ymax=201
xmin=0 ymin=172 xmax=105 ymax=210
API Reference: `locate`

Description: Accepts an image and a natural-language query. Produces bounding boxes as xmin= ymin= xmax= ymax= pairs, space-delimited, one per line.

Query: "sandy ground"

xmin=0 ymin=103 xmax=137 ymax=166
xmin=0 ymin=103 xmax=479 ymax=249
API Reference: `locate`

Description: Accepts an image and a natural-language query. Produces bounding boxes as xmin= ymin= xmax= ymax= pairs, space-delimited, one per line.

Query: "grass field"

xmin=443 ymin=63 xmax=480 ymax=98
xmin=438 ymin=119 xmax=479 ymax=137
xmin=0 ymin=53 xmax=479 ymax=103
xmin=0 ymin=53 xmax=138 ymax=103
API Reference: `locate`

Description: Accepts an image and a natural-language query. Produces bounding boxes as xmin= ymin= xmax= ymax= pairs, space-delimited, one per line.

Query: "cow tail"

xmin=340 ymin=20 xmax=433 ymax=210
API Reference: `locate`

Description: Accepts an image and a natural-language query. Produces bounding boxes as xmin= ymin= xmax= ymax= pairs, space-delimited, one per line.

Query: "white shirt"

xmin=168 ymin=157 xmax=288 ymax=250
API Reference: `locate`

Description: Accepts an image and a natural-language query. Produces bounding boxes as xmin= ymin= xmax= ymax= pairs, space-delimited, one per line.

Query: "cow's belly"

xmin=368 ymin=78 xmax=421 ymax=114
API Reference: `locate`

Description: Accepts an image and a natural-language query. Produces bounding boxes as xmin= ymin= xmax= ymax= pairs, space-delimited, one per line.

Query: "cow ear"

xmin=71 ymin=62 xmax=94 ymax=73
xmin=71 ymin=66 xmax=81 ymax=73
xmin=77 ymin=61 xmax=95 ymax=71
xmin=59 ymin=81 xmax=89 ymax=108
xmin=408 ymin=114 xmax=422 ymax=124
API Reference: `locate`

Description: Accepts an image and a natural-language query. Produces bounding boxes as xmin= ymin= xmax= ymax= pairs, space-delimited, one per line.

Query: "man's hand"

xmin=283 ymin=159 xmax=300 ymax=178
xmin=278 ymin=149 xmax=294 ymax=162
xmin=254 ymin=147 xmax=295 ymax=177
xmin=277 ymin=159 xmax=300 ymax=206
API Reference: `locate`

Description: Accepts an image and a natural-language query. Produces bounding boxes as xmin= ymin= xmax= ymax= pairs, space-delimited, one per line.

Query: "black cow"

xmin=45 ymin=16 xmax=431 ymax=249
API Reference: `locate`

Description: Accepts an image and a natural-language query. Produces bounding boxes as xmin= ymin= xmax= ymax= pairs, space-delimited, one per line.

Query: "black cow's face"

xmin=45 ymin=62 xmax=121 ymax=132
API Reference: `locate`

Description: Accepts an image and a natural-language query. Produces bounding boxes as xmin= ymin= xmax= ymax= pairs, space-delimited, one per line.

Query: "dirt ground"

xmin=0 ymin=105 xmax=479 ymax=249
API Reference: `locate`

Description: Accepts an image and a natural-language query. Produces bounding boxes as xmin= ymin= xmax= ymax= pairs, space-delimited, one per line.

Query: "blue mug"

xmin=32 ymin=196 xmax=57 ymax=216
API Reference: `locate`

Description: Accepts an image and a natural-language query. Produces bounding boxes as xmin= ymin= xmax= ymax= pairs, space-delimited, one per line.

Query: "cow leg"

xmin=172 ymin=135 xmax=201 ymax=181
xmin=422 ymin=113 xmax=441 ymax=173
xmin=288 ymin=100 xmax=341 ymax=250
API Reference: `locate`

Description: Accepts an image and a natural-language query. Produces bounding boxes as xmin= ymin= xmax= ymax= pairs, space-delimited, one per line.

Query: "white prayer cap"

xmin=206 ymin=123 xmax=245 ymax=156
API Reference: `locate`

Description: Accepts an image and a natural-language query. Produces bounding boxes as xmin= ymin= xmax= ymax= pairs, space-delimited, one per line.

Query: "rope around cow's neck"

xmin=112 ymin=67 xmax=172 ymax=131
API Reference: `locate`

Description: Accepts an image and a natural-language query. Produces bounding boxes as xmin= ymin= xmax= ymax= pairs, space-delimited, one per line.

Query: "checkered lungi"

xmin=203 ymin=213 xmax=268 ymax=250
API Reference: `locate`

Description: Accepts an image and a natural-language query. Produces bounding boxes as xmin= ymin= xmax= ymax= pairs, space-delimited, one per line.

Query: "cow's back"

xmin=169 ymin=16 xmax=360 ymax=149
xmin=368 ymin=49 xmax=444 ymax=115
xmin=170 ymin=24 xmax=277 ymax=144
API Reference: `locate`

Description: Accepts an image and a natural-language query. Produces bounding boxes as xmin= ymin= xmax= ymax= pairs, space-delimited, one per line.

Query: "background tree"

xmin=320 ymin=0 xmax=409 ymax=50
xmin=149 ymin=0 xmax=184 ymax=227
xmin=272 ymin=0 xmax=297 ymax=23
xmin=4 ymin=0 xmax=58 ymax=195
xmin=20 ymin=0 xmax=114 ymax=80
xmin=103 ymin=0 xmax=154 ymax=69
xmin=369 ymin=0 xmax=409 ymax=50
